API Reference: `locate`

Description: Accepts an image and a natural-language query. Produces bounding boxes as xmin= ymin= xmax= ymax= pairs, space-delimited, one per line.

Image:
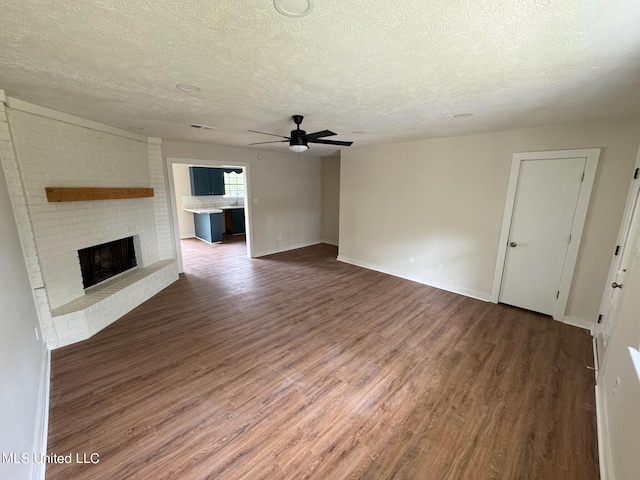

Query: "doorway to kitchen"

xmin=166 ymin=157 xmax=253 ymax=274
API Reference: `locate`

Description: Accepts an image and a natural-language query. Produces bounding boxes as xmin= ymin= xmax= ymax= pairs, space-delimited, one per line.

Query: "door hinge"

xmin=597 ymin=314 xmax=603 ymax=324
xmin=635 ymin=168 xmax=639 ymax=180
xmin=615 ymin=245 xmax=621 ymax=256
xmin=568 ymin=234 xmax=572 ymax=244
xmin=581 ymin=172 xmax=585 ymax=182
xmin=556 ymin=290 xmax=560 ymax=299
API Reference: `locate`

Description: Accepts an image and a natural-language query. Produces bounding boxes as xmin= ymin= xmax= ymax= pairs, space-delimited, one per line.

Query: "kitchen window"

xmin=223 ymin=171 xmax=244 ymax=198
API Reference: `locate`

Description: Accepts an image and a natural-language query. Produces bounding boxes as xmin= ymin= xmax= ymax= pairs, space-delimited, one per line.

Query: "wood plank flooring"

xmin=47 ymin=237 xmax=599 ymax=479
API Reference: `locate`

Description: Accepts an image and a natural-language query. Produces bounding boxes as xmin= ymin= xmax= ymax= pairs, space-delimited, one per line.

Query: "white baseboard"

xmin=253 ymin=239 xmax=323 ymax=258
xmin=336 ymin=255 xmax=491 ymax=302
xmin=31 ymin=347 xmax=51 ymax=480
xmin=179 ymin=234 xmax=195 ymax=239
xmin=595 ymin=380 xmax=613 ymax=480
xmin=562 ymin=315 xmax=594 ymax=332
xmin=321 ymin=239 xmax=338 ymax=246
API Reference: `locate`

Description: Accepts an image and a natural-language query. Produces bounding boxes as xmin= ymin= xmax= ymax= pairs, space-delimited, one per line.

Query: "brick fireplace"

xmin=0 ymin=96 xmax=178 ymax=348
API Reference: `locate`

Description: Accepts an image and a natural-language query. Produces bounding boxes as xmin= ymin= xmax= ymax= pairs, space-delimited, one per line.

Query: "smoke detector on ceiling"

xmin=274 ymin=0 xmax=314 ymax=17
xmin=176 ymin=83 xmax=201 ymax=93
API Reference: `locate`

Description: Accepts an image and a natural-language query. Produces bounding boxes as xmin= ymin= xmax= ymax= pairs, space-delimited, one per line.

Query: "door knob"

xmin=509 ymin=242 xmax=517 ymax=247
xmin=611 ymin=282 xmax=623 ymax=289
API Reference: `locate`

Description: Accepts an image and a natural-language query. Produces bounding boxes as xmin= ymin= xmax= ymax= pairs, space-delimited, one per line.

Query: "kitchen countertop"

xmin=183 ymin=205 xmax=245 ymax=214
xmin=183 ymin=208 xmax=223 ymax=214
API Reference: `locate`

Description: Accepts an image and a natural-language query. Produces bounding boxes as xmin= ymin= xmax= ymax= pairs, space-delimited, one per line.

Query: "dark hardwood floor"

xmin=47 ymin=237 xmax=599 ymax=479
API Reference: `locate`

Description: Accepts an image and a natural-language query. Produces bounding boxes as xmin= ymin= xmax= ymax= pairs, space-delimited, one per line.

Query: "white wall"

xmin=0 ymin=149 xmax=49 ymax=480
xmin=339 ymin=119 xmax=640 ymax=328
xmin=172 ymin=163 xmax=195 ymax=239
xmin=163 ymin=140 xmax=323 ymax=257
xmin=321 ymin=156 xmax=340 ymax=245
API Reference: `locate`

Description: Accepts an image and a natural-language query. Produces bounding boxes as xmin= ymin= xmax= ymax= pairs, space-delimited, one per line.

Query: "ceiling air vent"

xmin=190 ymin=123 xmax=218 ymax=130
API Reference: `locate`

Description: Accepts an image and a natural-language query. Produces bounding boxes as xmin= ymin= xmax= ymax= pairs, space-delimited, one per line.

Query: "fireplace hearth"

xmin=78 ymin=237 xmax=137 ymax=289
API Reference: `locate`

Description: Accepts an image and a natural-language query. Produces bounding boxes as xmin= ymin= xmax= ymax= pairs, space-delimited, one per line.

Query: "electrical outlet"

xmin=409 ymin=256 xmax=414 ymax=264
xmin=437 ymin=262 xmax=443 ymax=271
xmin=253 ymin=198 xmax=259 ymax=204
xmin=276 ymin=234 xmax=283 ymax=241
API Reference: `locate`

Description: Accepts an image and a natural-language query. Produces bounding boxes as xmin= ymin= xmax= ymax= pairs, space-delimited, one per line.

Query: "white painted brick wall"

xmin=8 ymin=109 xmax=162 ymax=310
xmin=3 ymin=103 xmax=178 ymax=348
xmin=0 ymin=103 xmax=45 ymax=291
xmin=148 ymin=138 xmax=174 ymax=260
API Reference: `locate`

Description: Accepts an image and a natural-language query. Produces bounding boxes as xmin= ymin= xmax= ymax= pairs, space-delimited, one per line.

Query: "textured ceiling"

xmin=1 ymin=0 xmax=640 ymax=156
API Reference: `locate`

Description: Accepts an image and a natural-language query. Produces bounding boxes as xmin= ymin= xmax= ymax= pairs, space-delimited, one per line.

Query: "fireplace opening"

xmin=78 ymin=237 xmax=137 ymax=289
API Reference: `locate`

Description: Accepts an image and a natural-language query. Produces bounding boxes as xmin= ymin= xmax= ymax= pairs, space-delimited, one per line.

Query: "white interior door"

xmin=499 ymin=157 xmax=586 ymax=315
xmin=595 ymin=172 xmax=640 ymax=375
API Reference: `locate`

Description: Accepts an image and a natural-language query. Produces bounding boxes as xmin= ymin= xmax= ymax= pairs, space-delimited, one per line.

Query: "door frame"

xmin=166 ymin=156 xmax=254 ymax=274
xmin=490 ymin=148 xmax=600 ymax=321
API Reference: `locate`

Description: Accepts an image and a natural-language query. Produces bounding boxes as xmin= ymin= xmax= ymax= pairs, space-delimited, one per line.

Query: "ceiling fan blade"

xmin=308 ymin=139 xmax=353 ymax=146
xmin=248 ymin=140 xmax=289 ymax=145
xmin=247 ymin=129 xmax=290 ymax=139
xmin=303 ymin=130 xmax=336 ymax=142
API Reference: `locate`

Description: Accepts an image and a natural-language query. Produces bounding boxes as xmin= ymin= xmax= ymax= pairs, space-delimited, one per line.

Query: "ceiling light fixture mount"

xmin=176 ymin=83 xmax=201 ymax=93
xmin=453 ymin=113 xmax=473 ymax=118
xmin=273 ymin=0 xmax=314 ymax=18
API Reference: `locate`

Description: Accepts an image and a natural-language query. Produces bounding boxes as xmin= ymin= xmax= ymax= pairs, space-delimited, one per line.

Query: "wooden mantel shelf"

xmin=46 ymin=187 xmax=154 ymax=203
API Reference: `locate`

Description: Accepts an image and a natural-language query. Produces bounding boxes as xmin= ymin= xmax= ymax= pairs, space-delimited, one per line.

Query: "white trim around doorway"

xmin=166 ymin=157 xmax=254 ymax=274
xmin=490 ymin=148 xmax=601 ymax=322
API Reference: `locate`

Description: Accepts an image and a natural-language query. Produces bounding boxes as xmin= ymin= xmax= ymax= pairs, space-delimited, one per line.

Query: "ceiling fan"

xmin=248 ymin=115 xmax=353 ymax=152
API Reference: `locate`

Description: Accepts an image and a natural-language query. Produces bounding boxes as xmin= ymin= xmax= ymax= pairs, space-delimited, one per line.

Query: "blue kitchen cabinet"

xmin=189 ymin=167 xmax=225 ymax=196
xmin=194 ymin=212 xmax=222 ymax=243
xmin=231 ymin=208 xmax=245 ymax=234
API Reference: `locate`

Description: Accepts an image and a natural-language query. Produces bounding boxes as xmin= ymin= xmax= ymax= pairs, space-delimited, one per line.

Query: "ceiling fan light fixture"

xmin=274 ymin=0 xmax=314 ymax=18
xmin=248 ymin=115 xmax=352 ymax=151
xmin=289 ymin=144 xmax=308 ymax=153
